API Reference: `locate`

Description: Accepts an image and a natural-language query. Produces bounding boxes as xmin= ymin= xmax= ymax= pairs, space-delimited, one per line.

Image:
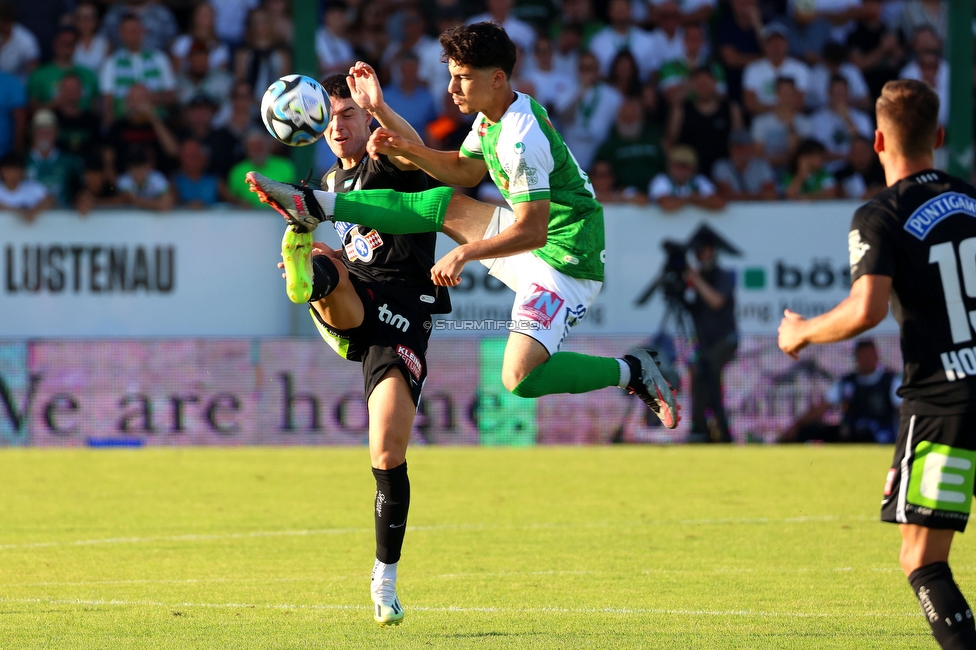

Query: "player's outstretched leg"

xmin=508 ymin=346 xmax=680 ymax=429
xmin=247 ymin=171 xmax=453 ymax=235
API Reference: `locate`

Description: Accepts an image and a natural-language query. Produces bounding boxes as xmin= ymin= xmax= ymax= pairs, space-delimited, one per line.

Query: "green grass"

xmin=0 ymin=446 xmax=958 ymax=649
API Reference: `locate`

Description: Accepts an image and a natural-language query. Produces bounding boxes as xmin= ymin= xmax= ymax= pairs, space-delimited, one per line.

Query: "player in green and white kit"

xmin=246 ymin=22 xmax=679 ymax=427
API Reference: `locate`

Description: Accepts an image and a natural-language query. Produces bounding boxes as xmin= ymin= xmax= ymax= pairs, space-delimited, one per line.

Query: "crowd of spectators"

xmin=0 ymin=0 xmax=956 ymax=218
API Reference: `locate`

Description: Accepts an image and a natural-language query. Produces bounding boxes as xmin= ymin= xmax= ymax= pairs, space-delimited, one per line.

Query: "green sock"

xmin=511 ymin=352 xmax=621 ymax=398
xmin=332 ymin=186 xmax=454 ymax=234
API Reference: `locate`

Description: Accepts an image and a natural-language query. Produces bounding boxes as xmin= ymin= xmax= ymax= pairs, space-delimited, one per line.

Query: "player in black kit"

xmin=275 ymin=64 xmax=445 ymax=627
xmin=778 ymin=80 xmax=976 ymax=649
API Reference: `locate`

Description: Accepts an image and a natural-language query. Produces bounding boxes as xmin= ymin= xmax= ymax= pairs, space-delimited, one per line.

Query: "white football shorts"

xmin=479 ymin=207 xmax=602 ymax=356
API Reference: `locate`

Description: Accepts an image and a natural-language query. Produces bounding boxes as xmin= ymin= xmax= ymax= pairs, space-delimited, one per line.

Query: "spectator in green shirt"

xmin=593 ymin=96 xmax=665 ymax=195
xmin=25 ymin=109 xmax=83 ymax=208
xmin=226 ymin=128 xmax=296 ymax=208
xmin=658 ymin=23 xmax=727 ymax=107
xmin=783 ymin=138 xmax=837 ymax=200
xmin=27 ymin=26 xmax=99 ymax=112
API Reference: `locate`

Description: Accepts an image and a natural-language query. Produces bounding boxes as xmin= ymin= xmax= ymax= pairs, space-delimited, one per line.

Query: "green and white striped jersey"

xmin=460 ymin=93 xmax=605 ymax=282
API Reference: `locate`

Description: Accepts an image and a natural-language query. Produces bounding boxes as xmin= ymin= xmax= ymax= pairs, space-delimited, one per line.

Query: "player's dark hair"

xmin=321 ymin=73 xmax=352 ymax=100
xmin=439 ymin=22 xmax=517 ymax=78
xmin=876 ymin=79 xmax=939 ymax=158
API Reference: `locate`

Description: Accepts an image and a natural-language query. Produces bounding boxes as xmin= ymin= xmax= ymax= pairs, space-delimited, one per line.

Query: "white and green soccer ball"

xmin=260 ymin=74 xmax=331 ymax=147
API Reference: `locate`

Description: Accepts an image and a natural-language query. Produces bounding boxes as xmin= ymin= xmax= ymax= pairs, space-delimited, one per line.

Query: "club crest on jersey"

xmin=518 ymin=283 xmax=564 ymax=328
xmin=904 ymin=192 xmax=976 ymax=240
xmin=344 ymin=226 xmax=384 ymax=262
xmin=478 ymin=121 xmax=488 ymax=137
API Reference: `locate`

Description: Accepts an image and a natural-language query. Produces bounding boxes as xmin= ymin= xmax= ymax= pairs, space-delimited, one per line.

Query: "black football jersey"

xmin=322 ymin=153 xmax=438 ymax=300
xmin=850 ymin=169 xmax=976 ymax=410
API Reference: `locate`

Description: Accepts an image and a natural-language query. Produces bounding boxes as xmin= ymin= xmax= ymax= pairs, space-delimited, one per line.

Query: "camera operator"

xmin=683 ymin=230 xmax=738 ymax=443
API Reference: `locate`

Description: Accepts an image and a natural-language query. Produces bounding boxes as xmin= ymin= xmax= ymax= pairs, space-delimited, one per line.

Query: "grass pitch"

xmin=0 ymin=445 xmax=959 ymax=649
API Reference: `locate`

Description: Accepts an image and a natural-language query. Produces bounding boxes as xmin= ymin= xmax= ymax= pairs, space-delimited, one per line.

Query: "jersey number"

xmin=930 ymin=237 xmax=976 ymax=344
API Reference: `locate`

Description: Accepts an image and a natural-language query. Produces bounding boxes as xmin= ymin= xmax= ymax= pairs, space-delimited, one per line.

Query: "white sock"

xmin=313 ymin=189 xmax=336 ymax=217
xmin=617 ymin=358 xmax=631 ymax=389
xmin=372 ymin=559 xmax=398 ymax=583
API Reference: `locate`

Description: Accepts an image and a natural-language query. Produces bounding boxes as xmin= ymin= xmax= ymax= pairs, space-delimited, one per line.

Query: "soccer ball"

xmin=260 ymin=74 xmax=331 ymax=147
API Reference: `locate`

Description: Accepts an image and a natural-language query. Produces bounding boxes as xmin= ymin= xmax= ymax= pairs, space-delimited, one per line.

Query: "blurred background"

xmin=1 ymin=0 xmax=969 ymax=447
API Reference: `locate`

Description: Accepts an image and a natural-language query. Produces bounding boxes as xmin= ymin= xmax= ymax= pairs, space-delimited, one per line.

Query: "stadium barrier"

xmin=0 ymin=334 xmax=902 ymax=447
xmin=0 ymin=202 xmax=898 ymax=338
xmin=1 ymin=202 xmax=903 ymax=447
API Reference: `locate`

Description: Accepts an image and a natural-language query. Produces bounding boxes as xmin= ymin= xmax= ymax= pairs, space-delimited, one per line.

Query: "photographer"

xmin=683 ymin=230 xmax=738 ymax=443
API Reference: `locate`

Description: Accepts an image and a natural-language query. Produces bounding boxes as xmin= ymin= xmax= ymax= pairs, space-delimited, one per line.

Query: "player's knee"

xmin=502 ymin=367 xmax=528 ymax=394
xmin=899 ymin=538 xmax=930 ymax=576
xmin=372 ymin=450 xmax=406 ymax=470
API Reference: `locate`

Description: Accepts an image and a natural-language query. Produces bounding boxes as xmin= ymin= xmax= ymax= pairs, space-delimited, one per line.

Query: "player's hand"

xmin=431 ymin=248 xmax=467 ymax=287
xmin=311 ymin=241 xmax=342 ymax=259
xmin=778 ymin=308 xmax=808 ymax=359
xmin=277 ymin=241 xmax=338 ymax=277
xmin=347 ymin=61 xmax=384 ymax=114
xmin=368 ymin=127 xmax=407 ymax=160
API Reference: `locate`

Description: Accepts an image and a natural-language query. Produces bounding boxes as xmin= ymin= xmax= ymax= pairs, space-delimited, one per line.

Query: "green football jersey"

xmin=460 ymin=93 xmax=605 ymax=282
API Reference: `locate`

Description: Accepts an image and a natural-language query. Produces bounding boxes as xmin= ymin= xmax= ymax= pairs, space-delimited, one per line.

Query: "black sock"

xmin=623 ymin=355 xmax=642 ymax=391
xmin=908 ymin=562 xmax=976 ymax=649
xmin=372 ymin=462 xmax=409 ymax=564
xmin=309 ymin=254 xmax=339 ymax=302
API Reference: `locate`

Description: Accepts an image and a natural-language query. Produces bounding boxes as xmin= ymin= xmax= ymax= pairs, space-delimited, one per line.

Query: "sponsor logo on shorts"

xmin=566 ymin=303 xmax=586 ymax=329
xmin=518 ymin=284 xmax=564 ymax=328
xmin=396 ymin=344 xmax=422 ymax=381
xmin=907 ymin=442 xmax=976 ymax=514
xmin=378 ymin=303 xmax=409 ymax=332
xmin=883 ymin=468 xmax=896 ymax=497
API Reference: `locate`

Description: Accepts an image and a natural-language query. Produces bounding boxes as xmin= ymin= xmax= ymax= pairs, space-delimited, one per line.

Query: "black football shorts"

xmin=881 ymin=407 xmax=976 ymax=532
xmin=310 ymin=278 xmax=431 ymax=406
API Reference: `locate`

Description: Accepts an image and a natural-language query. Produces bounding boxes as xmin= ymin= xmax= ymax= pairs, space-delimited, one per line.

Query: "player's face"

xmin=447 ymin=61 xmax=499 ymax=115
xmin=326 ymin=96 xmax=370 ymax=159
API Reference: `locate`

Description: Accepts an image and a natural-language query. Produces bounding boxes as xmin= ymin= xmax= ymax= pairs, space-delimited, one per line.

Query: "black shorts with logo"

xmin=310 ymin=277 xmax=432 ymax=406
xmin=881 ymin=403 xmax=976 ymax=533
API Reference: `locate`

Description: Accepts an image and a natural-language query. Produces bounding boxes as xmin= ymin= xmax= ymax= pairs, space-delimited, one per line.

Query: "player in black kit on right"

xmin=778 ymin=79 xmax=976 ymax=649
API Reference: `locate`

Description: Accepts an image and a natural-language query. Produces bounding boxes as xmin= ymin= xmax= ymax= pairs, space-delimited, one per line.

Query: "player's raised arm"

xmin=345 ymin=61 xmax=424 ymax=171
xmin=430 ymin=199 xmax=549 ymax=286
xmin=368 ymin=127 xmax=487 ymax=187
